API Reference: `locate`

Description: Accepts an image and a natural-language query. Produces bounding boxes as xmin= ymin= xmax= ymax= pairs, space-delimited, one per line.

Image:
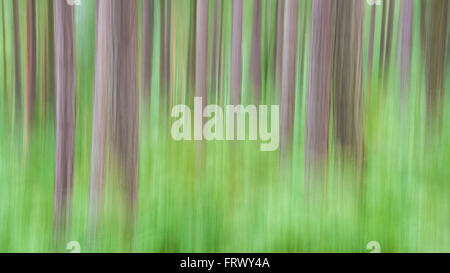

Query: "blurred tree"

xmin=424 ymin=0 xmax=448 ymax=131
xmin=109 ymin=0 xmax=139 ymax=249
xmin=250 ymin=0 xmax=262 ymax=104
xmin=231 ymin=0 xmax=243 ymax=105
xmin=26 ymin=0 xmax=36 ymax=143
xmin=305 ymin=0 xmax=333 ymax=191
xmin=400 ymin=0 xmax=413 ymax=111
xmin=195 ymin=0 xmax=208 ymax=177
xmin=279 ymin=0 xmax=298 ymax=173
xmin=332 ymin=0 xmax=365 ymax=189
xmin=53 ymin=0 xmax=76 ymax=250
xmin=13 ymin=0 xmax=22 ymax=127
xmin=88 ymin=0 xmax=110 ymax=248
xmin=142 ymin=0 xmax=154 ymax=103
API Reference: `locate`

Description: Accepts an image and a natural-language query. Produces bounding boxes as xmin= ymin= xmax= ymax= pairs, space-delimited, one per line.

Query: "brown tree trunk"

xmin=53 ymin=0 xmax=76 ymax=250
xmin=424 ymin=0 xmax=448 ymax=131
xmin=109 ymin=0 xmax=139 ymax=249
xmin=2 ymin=0 xmax=8 ymax=123
xmin=26 ymin=0 xmax=36 ymax=136
xmin=332 ymin=0 xmax=365 ymax=186
xmin=13 ymin=0 xmax=22 ymax=125
xmin=142 ymin=0 xmax=154 ymax=102
xmin=275 ymin=0 xmax=284 ymax=89
xmin=230 ymin=0 xmax=243 ymax=105
xmin=87 ymin=0 xmax=110 ymax=247
xmin=160 ymin=0 xmax=171 ymax=100
xmin=279 ymin=0 xmax=298 ymax=171
xmin=305 ymin=0 xmax=333 ymax=191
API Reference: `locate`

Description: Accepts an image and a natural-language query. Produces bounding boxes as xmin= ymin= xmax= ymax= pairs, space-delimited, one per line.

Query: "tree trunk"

xmin=332 ymin=0 xmax=365 ymax=186
xmin=275 ymin=0 xmax=284 ymax=89
xmin=250 ymin=0 xmax=262 ymax=103
xmin=26 ymin=0 xmax=36 ymax=137
xmin=53 ymin=0 xmax=76 ymax=250
xmin=109 ymin=0 xmax=139 ymax=249
xmin=230 ymin=0 xmax=243 ymax=105
xmin=13 ymin=0 xmax=22 ymax=126
xmin=195 ymin=0 xmax=208 ymax=178
xmin=87 ymin=0 xmax=110 ymax=247
xmin=400 ymin=0 xmax=413 ymax=110
xmin=279 ymin=0 xmax=298 ymax=171
xmin=305 ymin=0 xmax=333 ymax=191
xmin=424 ymin=0 xmax=448 ymax=131
xmin=142 ymin=0 xmax=154 ymax=102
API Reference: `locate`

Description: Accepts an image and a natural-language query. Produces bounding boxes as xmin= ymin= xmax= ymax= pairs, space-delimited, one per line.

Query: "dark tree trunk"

xmin=332 ymin=0 xmax=365 ymax=184
xmin=53 ymin=0 xmax=76 ymax=250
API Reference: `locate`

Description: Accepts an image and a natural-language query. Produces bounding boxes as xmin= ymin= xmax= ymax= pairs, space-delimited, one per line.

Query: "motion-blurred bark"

xmin=53 ymin=0 xmax=76 ymax=250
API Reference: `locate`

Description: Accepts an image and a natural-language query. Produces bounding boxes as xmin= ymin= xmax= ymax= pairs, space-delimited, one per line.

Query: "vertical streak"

xmin=230 ymin=0 xmax=243 ymax=105
xmin=400 ymin=0 xmax=413 ymax=107
xmin=305 ymin=0 xmax=333 ymax=189
xmin=88 ymin=0 xmax=110 ymax=246
xmin=53 ymin=0 xmax=76 ymax=250
xmin=279 ymin=0 xmax=298 ymax=167
xmin=250 ymin=0 xmax=262 ymax=103
xmin=142 ymin=0 xmax=154 ymax=101
xmin=13 ymin=0 xmax=22 ymax=125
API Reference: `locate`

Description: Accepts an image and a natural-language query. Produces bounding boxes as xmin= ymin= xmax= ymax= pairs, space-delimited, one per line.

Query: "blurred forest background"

xmin=0 ymin=0 xmax=449 ymax=252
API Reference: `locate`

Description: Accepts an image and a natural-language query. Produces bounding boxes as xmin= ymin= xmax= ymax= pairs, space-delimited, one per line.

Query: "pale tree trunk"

xmin=279 ymin=0 xmax=298 ymax=173
xmin=195 ymin=0 xmax=208 ymax=178
xmin=250 ymin=0 xmax=262 ymax=103
xmin=383 ymin=0 xmax=395 ymax=79
xmin=87 ymin=0 xmax=110 ymax=247
xmin=230 ymin=0 xmax=243 ymax=105
xmin=109 ymin=0 xmax=139 ymax=249
xmin=305 ymin=0 xmax=333 ymax=192
xmin=400 ymin=0 xmax=413 ymax=111
xmin=53 ymin=0 xmax=76 ymax=250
